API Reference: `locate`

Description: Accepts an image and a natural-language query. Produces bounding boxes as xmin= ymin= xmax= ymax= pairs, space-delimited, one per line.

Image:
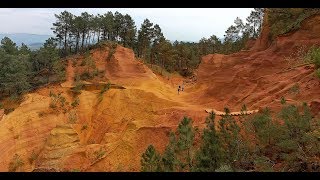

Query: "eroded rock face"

xmin=310 ymin=100 xmax=320 ymax=117
xmin=34 ymin=125 xmax=80 ymax=172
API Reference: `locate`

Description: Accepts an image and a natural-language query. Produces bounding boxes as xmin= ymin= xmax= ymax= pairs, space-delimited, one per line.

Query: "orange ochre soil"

xmin=0 ymin=15 xmax=320 ymax=172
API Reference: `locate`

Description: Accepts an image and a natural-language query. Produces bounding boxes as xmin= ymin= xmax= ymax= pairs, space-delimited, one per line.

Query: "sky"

xmin=0 ymin=8 xmax=253 ymax=42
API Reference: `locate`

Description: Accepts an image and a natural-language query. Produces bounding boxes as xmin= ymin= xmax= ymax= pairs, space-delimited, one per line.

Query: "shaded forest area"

xmin=141 ymin=102 xmax=320 ymax=172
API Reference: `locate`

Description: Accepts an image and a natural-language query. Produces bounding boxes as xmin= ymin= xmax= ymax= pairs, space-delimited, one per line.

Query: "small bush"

xmin=8 ymin=154 xmax=24 ymax=172
xmin=49 ymin=90 xmax=55 ymax=97
xmin=59 ymin=96 xmax=66 ymax=107
xmin=315 ymin=68 xmax=320 ymax=79
xmin=100 ymin=83 xmax=111 ymax=95
xmin=28 ymin=150 xmax=39 ymax=164
xmin=92 ymin=69 xmax=99 ymax=77
xmin=307 ymin=46 xmax=320 ymax=68
xmin=97 ymin=83 xmax=111 ymax=103
xmin=215 ymin=164 xmax=233 ymax=172
xmin=80 ymin=71 xmax=94 ymax=81
xmin=72 ymin=79 xmax=84 ymax=94
xmin=72 ymin=59 xmax=77 ymax=66
xmin=4 ymin=108 xmax=14 ymax=114
xmin=179 ymin=68 xmax=193 ymax=77
xmin=94 ymin=148 xmax=106 ymax=160
xmin=280 ymin=96 xmax=286 ymax=105
xmin=68 ymin=110 xmax=77 ymax=124
xmin=80 ymin=59 xmax=86 ymax=66
xmin=71 ymin=97 xmax=80 ymax=108
xmin=74 ymin=73 xmax=81 ymax=82
xmin=38 ymin=111 xmax=45 ymax=117
xmin=81 ymin=124 xmax=88 ymax=131
xmin=49 ymin=92 xmax=69 ymax=112
xmin=71 ymin=169 xmax=80 ymax=172
xmin=289 ymin=83 xmax=300 ymax=94
xmin=0 ymin=102 xmax=3 ymax=109
xmin=107 ymin=48 xmax=116 ymax=61
xmin=49 ymin=102 xmax=57 ymax=109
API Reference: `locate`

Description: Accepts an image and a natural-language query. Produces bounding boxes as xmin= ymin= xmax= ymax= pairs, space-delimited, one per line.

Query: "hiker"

xmin=181 ymin=82 xmax=184 ymax=91
xmin=178 ymin=85 xmax=181 ymax=95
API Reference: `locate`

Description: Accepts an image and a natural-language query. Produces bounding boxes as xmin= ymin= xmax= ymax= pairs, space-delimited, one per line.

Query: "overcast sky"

xmin=0 ymin=8 xmax=253 ymax=42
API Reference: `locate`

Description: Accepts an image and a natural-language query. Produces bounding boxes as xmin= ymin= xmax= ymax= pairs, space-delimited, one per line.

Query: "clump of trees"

xmin=0 ymin=37 xmax=64 ymax=99
xmin=50 ymin=9 xmax=264 ymax=77
xmin=141 ymin=100 xmax=320 ymax=172
xmin=199 ymin=8 xmax=264 ymax=55
xmin=268 ymin=8 xmax=320 ymax=39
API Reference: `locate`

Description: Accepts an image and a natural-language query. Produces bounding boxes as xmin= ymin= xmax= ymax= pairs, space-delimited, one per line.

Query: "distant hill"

xmin=0 ymin=33 xmax=52 ymax=50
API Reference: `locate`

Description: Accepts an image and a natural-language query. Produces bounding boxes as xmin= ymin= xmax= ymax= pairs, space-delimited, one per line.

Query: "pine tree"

xmin=137 ymin=19 xmax=154 ymax=59
xmin=141 ymin=145 xmax=162 ymax=172
xmin=162 ymin=131 xmax=177 ymax=172
xmin=1 ymin=37 xmax=18 ymax=55
xmin=218 ymin=107 xmax=241 ymax=169
xmin=194 ymin=112 xmax=223 ymax=172
xmin=176 ymin=116 xmax=195 ymax=171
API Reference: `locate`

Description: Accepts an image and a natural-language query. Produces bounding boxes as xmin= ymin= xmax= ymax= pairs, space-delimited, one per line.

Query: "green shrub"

xmin=268 ymin=9 xmax=320 ymax=39
xmin=49 ymin=102 xmax=56 ymax=109
xmin=72 ymin=80 xmax=84 ymax=94
xmin=81 ymin=124 xmax=88 ymax=131
xmin=8 ymin=154 xmax=24 ymax=172
xmin=289 ymin=83 xmax=300 ymax=94
xmin=80 ymin=71 xmax=93 ymax=80
xmin=97 ymin=83 xmax=111 ymax=103
xmin=28 ymin=150 xmax=39 ymax=164
xmin=107 ymin=48 xmax=116 ymax=61
xmin=280 ymin=96 xmax=286 ymax=105
xmin=92 ymin=68 xmax=99 ymax=77
xmin=215 ymin=164 xmax=233 ymax=172
xmin=71 ymin=97 xmax=80 ymax=108
xmin=71 ymin=169 xmax=80 ymax=172
xmin=4 ymin=108 xmax=14 ymax=114
xmin=94 ymin=148 xmax=106 ymax=160
xmin=315 ymin=68 xmax=320 ymax=79
xmin=307 ymin=46 xmax=320 ymax=68
xmin=68 ymin=110 xmax=77 ymax=124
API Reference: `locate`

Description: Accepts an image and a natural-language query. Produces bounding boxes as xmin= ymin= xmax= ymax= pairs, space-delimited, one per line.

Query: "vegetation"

xmin=68 ymin=110 xmax=77 ymax=123
xmin=141 ymin=145 xmax=162 ymax=172
xmin=142 ymin=100 xmax=320 ymax=172
xmin=50 ymin=9 xmax=264 ymax=77
xmin=0 ymin=37 xmax=65 ymax=100
xmin=305 ymin=46 xmax=320 ymax=78
xmin=81 ymin=124 xmax=88 ymax=131
xmin=49 ymin=91 xmax=70 ymax=113
xmin=268 ymin=8 xmax=320 ymax=39
xmin=316 ymin=68 xmax=320 ymax=79
xmin=72 ymin=75 xmax=84 ymax=94
xmin=8 ymin=154 xmax=24 ymax=172
xmin=71 ymin=97 xmax=80 ymax=107
xmin=94 ymin=148 xmax=106 ymax=160
xmin=97 ymin=82 xmax=111 ymax=103
xmin=28 ymin=150 xmax=39 ymax=164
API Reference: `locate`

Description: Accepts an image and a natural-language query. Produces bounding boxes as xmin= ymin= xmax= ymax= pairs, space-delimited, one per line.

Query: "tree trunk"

xmin=75 ymin=32 xmax=80 ymax=53
xmin=64 ymin=28 xmax=68 ymax=55
xmin=81 ymin=31 xmax=85 ymax=51
xmin=97 ymin=30 xmax=100 ymax=43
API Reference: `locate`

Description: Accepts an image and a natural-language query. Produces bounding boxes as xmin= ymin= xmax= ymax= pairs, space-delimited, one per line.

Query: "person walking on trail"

xmin=178 ymin=85 xmax=181 ymax=95
xmin=181 ymin=82 xmax=184 ymax=92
